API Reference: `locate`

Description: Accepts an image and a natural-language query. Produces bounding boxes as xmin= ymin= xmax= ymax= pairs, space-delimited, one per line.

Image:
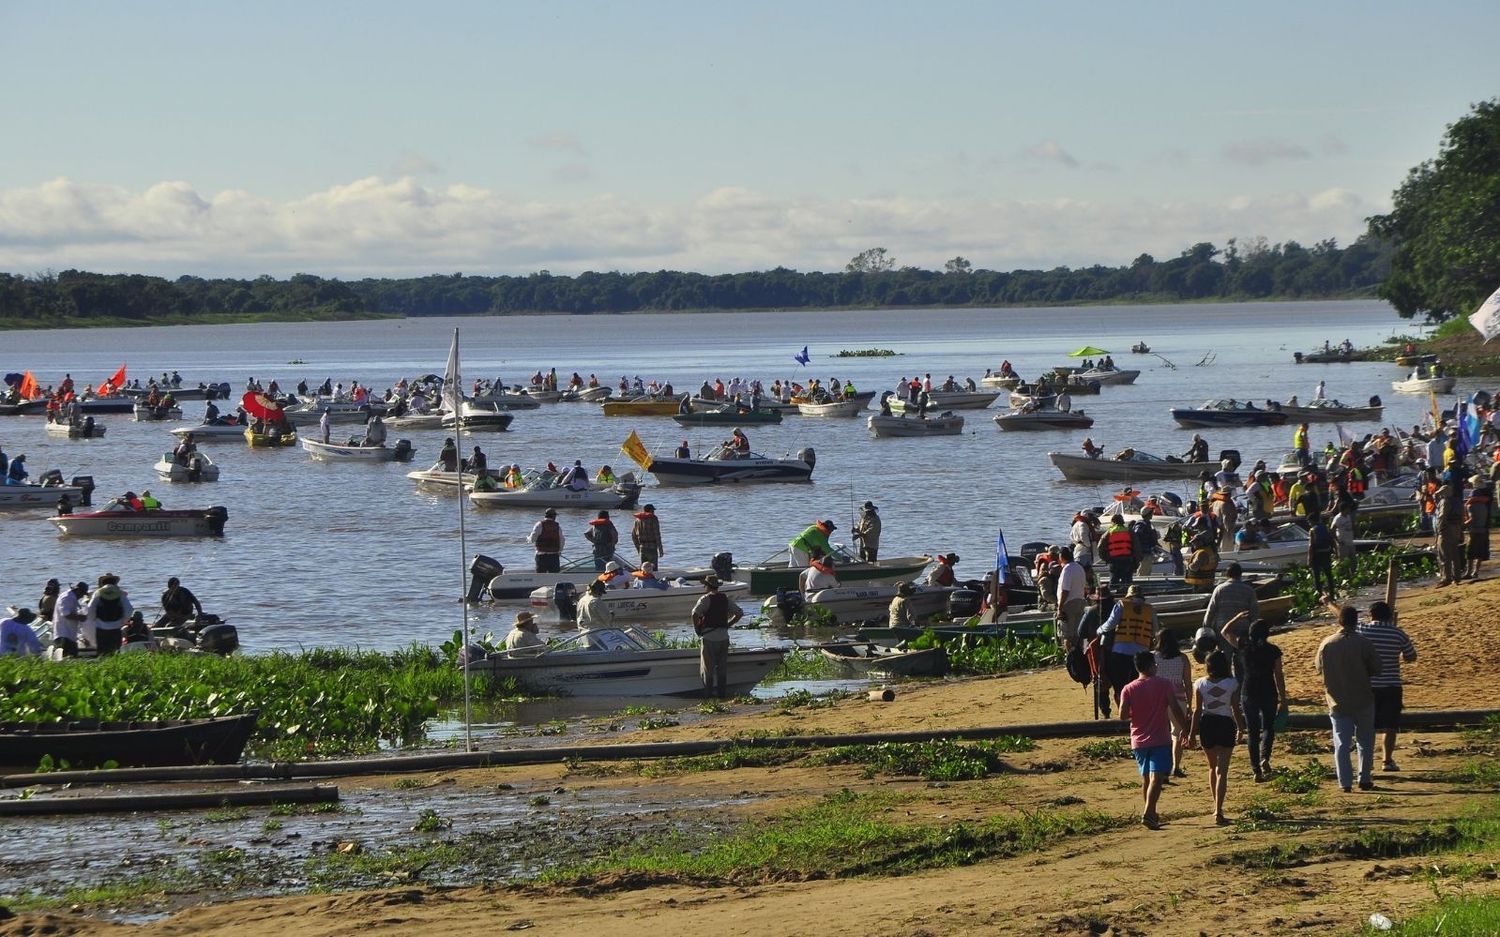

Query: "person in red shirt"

xmin=1119 ymin=650 xmax=1189 ymax=830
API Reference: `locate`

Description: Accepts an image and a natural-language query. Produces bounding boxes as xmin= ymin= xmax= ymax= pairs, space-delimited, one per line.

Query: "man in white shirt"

xmin=1070 ymin=511 xmax=1098 ymax=567
xmin=503 ymin=611 xmax=546 ymax=656
xmin=574 ymin=580 xmax=612 ymax=631
xmin=1055 ymin=548 xmax=1088 ymax=652
xmin=799 ymin=555 xmax=839 ymax=593
xmin=0 ymin=608 xmax=44 ymax=657
xmin=52 ymin=581 xmax=88 ymax=658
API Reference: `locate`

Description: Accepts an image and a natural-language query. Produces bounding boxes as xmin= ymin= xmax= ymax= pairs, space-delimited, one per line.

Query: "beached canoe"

xmin=0 ymin=714 xmax=257 ymax=772
xmin=818 ymin=642 xmax=950 ymax=678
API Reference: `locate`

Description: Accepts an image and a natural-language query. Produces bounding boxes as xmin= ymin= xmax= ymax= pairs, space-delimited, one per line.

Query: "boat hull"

xmin=1048 ymin=452 xmax=1217 ymax=482
xmin=601 ymin=399 xmax=683 ymax=417
xmin=1278 ymin=403 xmax=1384 ymax=422
xmin=152 ymin=457 xmax=221 ymax=483
xmin=993 ymin=412 xmax=1095 ymax=431
xmin=133 ymin=406 xmax=183 ymax=422
xmin=44 ymin=421 xmax=107 ymax=439
xmin=245 ymin=428 xmax=298 ymax=447
xmin=647 ymin=456 xmax=814 ymax=486
xmin=1393 ymin=377 xmax=1456 ymax=394
xmin=50 ymin=507 xmax=229 ymax=538
xmin=0 ymin=483 xmax=90 ymax=510
xmin=300 ymin=439 xmax=411 ymax=462
xmin=672 ymin=409 xmax=783 ymax=426
xmin=867 ymin=414 xmax=965 ymax=437
xmin=818 ymin=643 xmax=950 ymax=678
xmin=469 ymin=647 xmax=785 ymax=697
xmin=797 ymin=400 xmax=867 ymax=418
xmin=1170 ymin=409 xmax=1287 ymax=428
xmin=1073 ymin=369 xmax=1139 ymax=385
xmin=471 ymin=484 xmax=642 ymax=510
xmin=741 ymin=556 xmax=932 ymax=595
xmin=531 ymin=581 xmax=751 ymax=622
xmin=171 ymin=422 xmax=248 ymax=440
xmin=0 ymin=714 xmax=257 ymax=772
xmin=760 ymin=584 xmax=954 ymax=627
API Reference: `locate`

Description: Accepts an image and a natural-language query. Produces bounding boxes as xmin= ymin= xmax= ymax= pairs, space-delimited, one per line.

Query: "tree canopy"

xmin=1368 ymin=98 xmax=1500 ymax=320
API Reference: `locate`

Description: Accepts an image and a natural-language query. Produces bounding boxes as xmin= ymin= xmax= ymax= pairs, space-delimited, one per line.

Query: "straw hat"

xmin=514 ymin=611 xmax=537 ymax=629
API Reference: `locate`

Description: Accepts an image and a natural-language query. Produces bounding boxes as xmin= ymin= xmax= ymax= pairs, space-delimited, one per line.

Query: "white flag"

xmin=442 ymin=328 xmax=461 ymax=416
xmin=1469 ymin=283 xmax=1500 ymax=342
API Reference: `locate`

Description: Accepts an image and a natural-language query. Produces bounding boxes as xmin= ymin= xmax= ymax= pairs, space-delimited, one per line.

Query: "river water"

xmin=0 ymin=300 xmax=1448 ymax=653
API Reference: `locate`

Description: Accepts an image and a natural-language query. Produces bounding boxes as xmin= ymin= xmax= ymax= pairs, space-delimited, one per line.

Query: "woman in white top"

xmin=1153 ymin=632 xmax=1192 ymax=778
xmin=1185 ymin=649 xmax=1245 ymax=826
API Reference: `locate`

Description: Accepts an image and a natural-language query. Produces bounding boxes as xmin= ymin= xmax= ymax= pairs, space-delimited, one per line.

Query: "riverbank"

xmin=0 ymin=309 xmax=402 ymax=331
xmin=3 ymin=559 xmax=1498 ymax=936
xmin=1355 ymin=318 xmax=1500 ymax=376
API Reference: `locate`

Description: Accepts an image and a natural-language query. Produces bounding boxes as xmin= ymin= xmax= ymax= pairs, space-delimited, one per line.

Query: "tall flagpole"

xmin=447 ymin=327 xmax=474 ymax=752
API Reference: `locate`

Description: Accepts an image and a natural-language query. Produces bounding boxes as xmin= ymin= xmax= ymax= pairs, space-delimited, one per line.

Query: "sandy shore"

xmin=5 ymin=568 xmax=1499 ymax=937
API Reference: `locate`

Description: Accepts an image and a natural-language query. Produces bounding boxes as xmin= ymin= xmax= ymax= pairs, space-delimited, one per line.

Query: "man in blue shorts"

xmin=1119 ymin=649 xmax=1189 ymax=829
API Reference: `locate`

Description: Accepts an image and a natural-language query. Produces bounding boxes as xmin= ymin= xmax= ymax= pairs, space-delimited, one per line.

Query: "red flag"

xmin=240 ymin=390 xmax=284 ymax=421
xmin=99 ymin=364 xmax=127 ymax=396
xmin=17 ymin=371 xmax=38 ymax=400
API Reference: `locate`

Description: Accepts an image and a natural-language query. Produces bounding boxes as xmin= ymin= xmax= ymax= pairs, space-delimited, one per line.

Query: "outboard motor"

xmin=552 ymin=581 xmax=579 ymax=622
xmin=391 ymin=439 xmax=415 ymax=463
xmin=196 ymin=619 xmax=239 ymax=655
xmin=948 ymin=588 xmax=983 ymax=619
xmin=1219 ymin=450 xmax=1242 ymax=472
xmin=83 ymin=416 xmax=96 ymax=435
xmin=204 ymin=506 xmax=229 ymax=536
xmin=188 ymin=454 xmax=205 ymax=483
xmin=71 ymin=475 xmax=95 ymax=506
xmin=796 ymin=447 xmax=816 ymax=470
xmin=773 ymin=587 xmax=805 ymax=623
xmin=711 ymin=552 xmax=734 ymax=581
xmin=1018 ymin=541 xmax=1048 ymax=563
xmin=38 ymin=468 xmax=63 ymax=486
xmin=467 ymin=554 xmax=505 ymax=603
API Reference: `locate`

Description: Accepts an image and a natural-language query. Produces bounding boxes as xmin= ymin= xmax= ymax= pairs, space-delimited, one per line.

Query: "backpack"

xmin=1065 ymin=644 xmax=1092 ymax=686
xmin=94 ymin=593 xmax=124 ymax=622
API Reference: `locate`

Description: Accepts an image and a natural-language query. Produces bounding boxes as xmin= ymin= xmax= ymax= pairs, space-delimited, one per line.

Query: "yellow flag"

xmin=620 ymin=430 xmax=654 ymax=471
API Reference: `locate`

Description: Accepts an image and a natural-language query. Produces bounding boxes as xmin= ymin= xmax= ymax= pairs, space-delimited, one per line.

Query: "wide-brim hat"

xmin=12 ymin=608 xmax=35 ymax=624
xmin=895 ymin=581 xmax=916 ymax=596
xmin=514 ymin=611 xmax=537 ymax=628
xmin=702 ymin=574 xmax=722 ymax=588
xmin=96 ymin=584 xmax=121 ymax=601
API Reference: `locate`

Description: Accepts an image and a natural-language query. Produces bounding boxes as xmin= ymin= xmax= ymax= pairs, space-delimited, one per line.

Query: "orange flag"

xmin=17 ymin=371 xmax=38 ymax=400
xmin=100 ymin=364 xmax=127 ymax=396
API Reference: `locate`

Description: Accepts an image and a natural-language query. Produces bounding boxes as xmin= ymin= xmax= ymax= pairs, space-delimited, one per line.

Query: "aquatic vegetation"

xmin=832 ymin=348 xmax=900 ymax=357
xmin=808 ymin=738 xmax=1033 ymax=781
xmin=907 ymin=631 xmax=1060 ymax=675
xmin=1285 ymin=549 xmax=1437 ymax=618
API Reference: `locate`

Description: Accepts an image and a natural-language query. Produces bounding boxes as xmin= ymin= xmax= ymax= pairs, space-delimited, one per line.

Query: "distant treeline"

xmin=0 ymin=235 xmax=1392 ymax=323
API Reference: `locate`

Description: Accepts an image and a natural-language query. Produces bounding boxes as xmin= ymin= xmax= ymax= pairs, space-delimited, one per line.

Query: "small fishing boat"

xmin=300 ymin=437 xmax=417 ymax=463
xmin=1170 ymin=400 xmax=1288 ymax=428
xmin=170 ymin=419 xmax=249 ymax=440
xmin=469 ymin=390 xmax=542 ymax=411
xmin=759 ymin=583 xmax=956 ymax=627
xmin=817 ymin=642 xmax=950 ymax=678
xmin=645 ymin=445 xmax=816 ymax=485
xmin=1072 ymin=366 xmax=1139 ymax=385
xmin=1274 ymin=399 xmax=1384 ymax=422
xmin=529 ymin=578 xmax=751 ymax=623
xmin=1047 ymin=450 xmax=1221 ymax=482
xmin=244 ymin=426 xmax=298 ymax=447
xmin=797 ymin=399 xmax=867 ymax=418
xmin=564 ymin=386 xmax=613 ymax=403
xmin=470 ymin=474 xmax=643 ymax=510
xmin=152 ymin=452 xmax=221 ymax=483
xmin=50 ymin=503 xmax=229 ymax=537
xmin=441 ymin=401 xmax=515 ymax=432
xmin=0 ymin=473 xmax=94 ymax=510
xmin=0 ymin=713 xmax=258 ymax=772
xmin=407 ymin=464 xmax=503 ymax=492
xmin=75 ymin=397 xmax=134 ymax=414
xmin=993 ymin=410 xmax=1094 ymax=431
xmin=726 ymin=545 xmax=932 ymax=594
xmin=672 ymin=405 xmax=783 ymax=427
xmin=1394 ymin=353 xmax=1438 ymax=368
xmin=44 ymin=419 xmax=107 ymax=439
xmin=290 ymin=397 xmax=387 ymax=424
xmin=466 ymin=627 xmax=785 ymax=697
xmin=0 ymin=398 xmax=49 ymax=416
xmin=473 ymin=552 xmax=699 ymax=601
xmin=867 ymin=412 xmax=965 ymax=437
xmin=1130 ymin=342 xmax=1151 ymax=354
xmin=123 ymin=382 xmax=232 ymax=401
xmin=978 ymin=373 xmax=1021 ymax=389
xmin=1392 ymin=367 xmax=1456 ymax=394
xmin=892 ymin=389 xmax=1000 ymax=411
xmin=132 ymin=403 xmax=183 ymax=422
xmin=601 ymin=395 xmax=684 ymax=417
xmin=1294 ymin=348 xmax=1353 ymax=364
xmin=384 ymin=411 xmax=444 ymax=430
xmin=522 ymin=385 xmax=564 ymax=404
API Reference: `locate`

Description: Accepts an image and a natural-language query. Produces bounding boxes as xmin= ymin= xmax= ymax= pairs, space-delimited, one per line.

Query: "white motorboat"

xmin=759 ymin=583 xmax=956 ymax=628
xmin=979 ymin=373 xmax=1021 ymax=389
xmin=441 ymin=401 xmax=515 ymax=432
xmin=529 ymin=579 xmax=752 ymax=623
xmin=564 ymin=386 xmax=613 ymax=403
xmin=132 ymin=404 xmax=183 ymax=422
xmin=290 ymin=397 xmax=387 ymax=424
xmin=171 ymin=420 xmax=250 ymax=441
xmin=44 ymin=419 xmax=106 ymax=439
xmin=646 ymin=445 xmax=816 ymax=486
xmin=892 ymin=390 xmax=1000 ymax=411
xmin=152 ymin=452 xmax=221 ymax=483
xmin=474 ymin=552 xmax=700 ymax=601
xmin=50 ymin=502 xmax=229 ymax=538
xmin=993 ymin=410 xmax=1095 ymax=431
xmin=0 ymin=472 xmax=95 ymax=510
xmin=522 ymin=385 xmax=564 ymax=404
xmin=384 ymin=411 xmax=444 ymax=430
xmin=465 ymin=626 xmax=785 ymax=697
xmin=1275 ymin=398 xmax=1384 ymax=422
xmin=469 ymin=391 xmax=542 ymax=411
xmin=301 ymin=437 xmax=416 ymax=463
xmin=796 ymin=399 xmax=867 ymax=418
xmin=1048 ymin=450 xmax=1221 ymax=482
xmin=407 ymin=463 xmax=503 ymax=492
xmin=471 ymin=473 xmax=643 ymax=510
xmin=1073 ymin=366 xmax=1140 ymax=385
xmin=867 ymin=412 xmax=965 ymax=437
xmin=1392 ymin=367 xmax=1456 ymax=394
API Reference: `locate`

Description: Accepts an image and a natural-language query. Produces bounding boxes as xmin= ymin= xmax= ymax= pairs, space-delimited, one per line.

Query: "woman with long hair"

xmin=1153 ymin=630 xmax=1192 ymax=778
xmin=1185 ymin=649 xmax=1245 ymax=825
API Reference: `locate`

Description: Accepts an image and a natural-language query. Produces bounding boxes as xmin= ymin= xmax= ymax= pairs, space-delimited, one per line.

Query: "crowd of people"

xmin=1 ymin=574 xmax=206 ymax=658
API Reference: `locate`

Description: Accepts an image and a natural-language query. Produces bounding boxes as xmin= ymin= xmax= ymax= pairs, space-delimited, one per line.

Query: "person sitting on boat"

xmin=1114 ymin=487 xmax=1144 ymax=513
xmin=879 ymin=392 xmax=894 ymax=417
xmin=731 ymin=428 xmax=750 ymax=455
xmin=678 ymin=395 xmax=693 ymax=414
xmin=565 ymin=460 xmax=590 ymax=491
xmin=364 ymin=415 xmax=387 ymax=447
xmin=140 ymin=490 xmax=162 ymax=510
xmin=887 ymin=581 xmax=918 ymax=629
xmin=1234 ymin=520 xmax=1267 ymax=552
xmin=799 ymin=550 xmax=839 ymax=592
xmin=504 ymin=611 xmax=546 ymax=656
xmin=927 ymin=553 xmax=960 ymax=587
xmin=597 ymin=561 xmax=631 ymax=589
xmin=439 ymin=438 xmax=459 ymax=472
xmin=202 ymin=400 xmax=221 ymax=424
xmin=157 ymin=576 xmax=203 ymax=628
xmin=1082 ymin=437 xmax=1104 ymax=459
xmin=472 ymin=472 xmax=499 ymax=493
xmin=675 ymin=439 xmax=691 ymax=459
xmin=502 ymin=463 xmax=524 ymax=489
xmin=173 ymin=435 xmax=197 ymax=466
xmin=4 ymin=453 xmax=26 ymax=486
xmin=596 ymin=465 xmax=617 ymax=486
xmin=0 ymin=608 xmax=44 ymax=657
xmin=964 ymin=377 xmax=977 ymax=392
xmin=631 ymin=562 xmax=669 ymax=590
xmin=575 ymin=580 xmax=612 ymax=631
xmin=121 ymin=611 xmax=150 ymax=645
xmin=464 ymin=446 xmax=487 ymax=474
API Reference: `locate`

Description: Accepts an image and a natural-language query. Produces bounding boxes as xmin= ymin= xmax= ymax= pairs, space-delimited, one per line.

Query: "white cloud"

xmin=1223 ymin=139 xmax=1312 ymax=167
xmin=1019 ymin=140 xmax=1080 ymax=169
xmin=0 ymin=176 xmax=1382 ymax=277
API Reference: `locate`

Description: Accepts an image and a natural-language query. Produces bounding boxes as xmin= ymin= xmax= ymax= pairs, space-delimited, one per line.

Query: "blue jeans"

xmin=1330 ymin=707 xmax=1375 ymax=789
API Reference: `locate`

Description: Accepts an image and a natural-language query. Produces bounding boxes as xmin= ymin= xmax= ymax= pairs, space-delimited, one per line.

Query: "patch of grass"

xmin=1455 ymin=759 xmax=1500 ymax=786
xmin=411 ymin=808 xmax=450 ymax=833
xmin=1 ymin=869 xmax=188 ymax=911
xmin=1223 ymin=797 xmax=1500 ymax=870
xmin=617 ymin=705 xmax=658 ymax=717
xmin=1461 ymin=715 xmax=1500 ymax=754
xmin=537 ymin=788 xmax=1119 ymax=886
xmin=1365 ymin=894 xmax=1500 ymax=936
xmin=528 ymin=795 xmax=551 ymax=807
xmin=203 ymin=806 xmax=252 ymax=823
xmin=1268 ymin=759 xmax=1331 ymax=794
xmin=262 ymin=818 xmax=284 ymax=833
xmin=391 ymin=777 xmax=425 ymax=790
xmin=806 ymin=739 xmax=1027 ymax=781
xmin=1283 ymin=732 xmax=1327 ymax=756
xmin=774 ymin=688 xmax=848 ymax=713
xmin=637 ymin=716 xmax=680 ymax=731
xmin=695 ymin=699 xmax=730 ymax=715
xmin=765 ymin=648 xmax=846 ymax=681
xmin=641 ymin=744 xmax=806 ymax=777
xmin=269 ymin=801 xmax=348 ymax=817
xmin=1076 ymin=738 xmax=1132 ymax=761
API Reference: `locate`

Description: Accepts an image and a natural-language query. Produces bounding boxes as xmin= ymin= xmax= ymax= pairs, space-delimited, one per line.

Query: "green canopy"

xmin=1068 ymin=346 xmax=1110 ymax=357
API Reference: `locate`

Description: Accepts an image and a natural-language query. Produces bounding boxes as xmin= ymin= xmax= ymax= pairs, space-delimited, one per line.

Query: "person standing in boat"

xmin=87 ymin=577 xmax=132 ymax=657
xmin=852 ymin=502 xmax=881 ymax=562
xmin=692 ymin=575 xmax=741 ymax=699
xmin=50 ymin=581 xmax=88 ymax=658
xmin=585 ymin=510 xmax=619 ymax=571
xmin=439 ymin=438 xmax=459 ymax=472
xmin=319 ymin=408 xmax=332 ymax=445
xmin=529 ymin=509 xmax=564 ymax=573
xmin=631 ymin=504 xmax=665 ymax=566
xmin=465 ymin=445 xmax=487 ymax=474
xmin=788 ymin=520 xmax=836 ymax=567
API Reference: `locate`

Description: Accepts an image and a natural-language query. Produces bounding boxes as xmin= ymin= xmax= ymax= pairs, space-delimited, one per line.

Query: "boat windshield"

xmin=546 ymin=626 xmax=665 ymax=654
xmin=559 ymin=553 xmax=638 ymax=573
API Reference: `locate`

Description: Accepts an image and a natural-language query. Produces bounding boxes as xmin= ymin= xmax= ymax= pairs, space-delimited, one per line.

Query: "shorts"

xmin=1373 ymin=685 xmax=1404 ymax=731
xmin=1197 ymin=712 xmax=1238 ymax=749
xmin=1133 ymin=744 xmax=1173 ymax=776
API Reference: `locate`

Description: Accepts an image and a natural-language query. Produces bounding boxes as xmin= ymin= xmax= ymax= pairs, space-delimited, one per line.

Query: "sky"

xmin=0 ymin=0 xmax=1495 ymax=279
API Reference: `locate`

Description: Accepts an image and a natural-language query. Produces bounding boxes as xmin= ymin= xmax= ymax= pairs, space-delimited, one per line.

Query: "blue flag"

xmin=793 ymin=345 xmax=810 ymax=367
xmin=1460 ymin=393 xmax=1482 ymax=457
xmin=994 ymin=529 xmax=1011 ymax=585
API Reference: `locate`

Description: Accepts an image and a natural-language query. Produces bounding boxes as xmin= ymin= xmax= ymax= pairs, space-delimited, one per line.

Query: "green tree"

xmin=1367 ymin=98 xmax=1500 ymax=320
xmin=845 ymin=247 xmax=895 ymax=273
xmin=944 ymin=256 xmax=972 ymax=274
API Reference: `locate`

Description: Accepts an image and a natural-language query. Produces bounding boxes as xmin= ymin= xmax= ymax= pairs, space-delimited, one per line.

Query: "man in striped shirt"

xmin=1357 ymin=600 xmax=1418 ymax=772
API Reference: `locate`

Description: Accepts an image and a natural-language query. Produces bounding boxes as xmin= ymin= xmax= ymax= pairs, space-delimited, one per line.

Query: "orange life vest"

xmin=1104 ymin=527 xmax=1135 ymax=559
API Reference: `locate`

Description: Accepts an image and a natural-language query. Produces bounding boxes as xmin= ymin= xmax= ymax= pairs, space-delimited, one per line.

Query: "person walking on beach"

xmin=1307 ymin=513 xmax=1338 ymax=600
xmin=1222 ymin=615 xmax=1287 ymax=781
xmin=1098 ymin=585 xmax=1158 ymax=713
xmin=1098 ymin=514 xmax=1138 ymax=592
xmin=1315 ymin=605 xmax=1383 ymax=792
xmin=692 ymin=575 xmax=741 ymax=699
xmin=1119 ymin=650 xmax=1188 ymax=830
xmin=1357 ymin=600 xmax=1417 ymax=772
xmin=631 ymin=504 xmax=665 ymax=566
xmin=1185 ymin=650 xmax=1245 ymax=825
xmin=1152 ymin=631 xmax=1192 ymax=778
